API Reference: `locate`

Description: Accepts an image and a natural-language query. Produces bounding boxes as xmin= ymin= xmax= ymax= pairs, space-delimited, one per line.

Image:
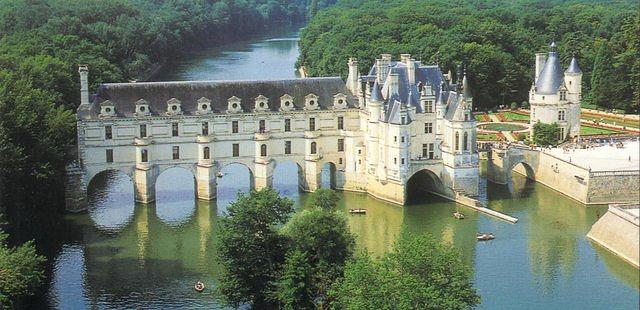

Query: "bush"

xmin=521 ymin=101 xmax=529 ymax=108
xmin=517 ymin=132 xmax=527 ymax=141
xmin=532 ymin=122 xmax=560 ymax=146
xmin=510 ymin=102 xmax=519 ymax=110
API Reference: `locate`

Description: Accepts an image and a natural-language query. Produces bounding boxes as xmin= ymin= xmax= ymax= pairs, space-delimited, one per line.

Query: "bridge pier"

xmin=134 ymin=165 xmax=157 ymax=203
xmin=253 ymin=159 xmax=274 ymax=190
xmin=196 ymin=164 xmax=217 ymax=200
xmin=303 ymin=159 xmax=322 ymax=191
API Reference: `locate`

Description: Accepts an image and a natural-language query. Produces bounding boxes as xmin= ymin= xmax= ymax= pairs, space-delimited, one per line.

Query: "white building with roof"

xmin=529 ymin=42 xmax=582 ymax=140
xmin=65 ymin=54 xmax=479 ymax=211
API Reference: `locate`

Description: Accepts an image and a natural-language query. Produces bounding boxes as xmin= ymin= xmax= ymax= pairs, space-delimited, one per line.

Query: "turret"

xmin=368 ymin=80 xmax=383 ymax=122
xmin=346 ymin=57 xmax=359 ymax=94
xmin=564 ymin=55 xmax=582 ymax=95
xmin=79 ymin=65 xmax=89 ymax=107
xmin=436 ymin=80 xmax=447 ymax=119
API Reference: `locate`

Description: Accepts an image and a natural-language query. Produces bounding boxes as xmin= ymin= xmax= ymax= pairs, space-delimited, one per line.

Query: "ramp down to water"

xmin=588 ymin=204 xmax=639 ymax=268
xmin=454 ymin=193 xmax=519 ymax=224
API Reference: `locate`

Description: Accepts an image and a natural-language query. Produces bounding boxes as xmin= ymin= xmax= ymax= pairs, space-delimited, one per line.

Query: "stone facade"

xmin=587 ymin=204 xmax=639 ymax=268
xmin=66 ymin=55 xmax=479 ymax=211
xmin=529 ymin=42 xmax=582 ymax=141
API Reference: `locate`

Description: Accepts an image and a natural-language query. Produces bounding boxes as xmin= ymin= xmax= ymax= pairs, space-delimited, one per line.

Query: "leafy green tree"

xmin=532 ymin=122 xmax=561 ymax=146
xmin=329 ymin=231 xmax=480 ymax=310
xmin=271 ymin=250 xmax=315 ymax=310
xmin=217 ymin=188 xmax=294 ymax=308
xmin=307 ymin=188 xmax=340 ymax=211
xmin=589 ymin=41 xmax=619 ymax=109
xmin=275 ymin=208 xmax=355 ymax=308
xmin=0 ymin=216 xmax=46 ymax=307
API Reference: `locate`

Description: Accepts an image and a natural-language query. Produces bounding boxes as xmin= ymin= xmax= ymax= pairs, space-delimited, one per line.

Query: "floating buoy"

xmin=194 ymin=281 xmax=205 ymax=292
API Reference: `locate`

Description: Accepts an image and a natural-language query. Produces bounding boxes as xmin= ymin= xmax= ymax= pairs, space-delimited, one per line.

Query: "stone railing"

xmin=590 ymin=170 xmax=640 ymax=177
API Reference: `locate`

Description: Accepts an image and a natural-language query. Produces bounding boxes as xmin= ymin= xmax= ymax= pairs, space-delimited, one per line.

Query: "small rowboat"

xmin=194 ymin=281 xmax=205 ymax=292
xmin=453 ymin=211 xmax=465 ymax=219
xmin=476 ymin=233 xmax=495 ymax=241
xmin=349 ymin=209 xmax=366 ymax=214
xmin=216 ymin=172 xmax=224 ymax=178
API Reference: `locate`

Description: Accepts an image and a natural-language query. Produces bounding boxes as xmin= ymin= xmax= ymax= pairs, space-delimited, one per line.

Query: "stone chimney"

xmin=346 ymin=57 xmax=359 ymax=94
xmin=78 ymin=65 xmax=89 ymax=106
xmin=389 ymin=71 xmax=399 ymax=96
xmin=378 ymin=54 xmax=392 ymax=83
xmin=535 ymin=53 xmax=546 ymax=82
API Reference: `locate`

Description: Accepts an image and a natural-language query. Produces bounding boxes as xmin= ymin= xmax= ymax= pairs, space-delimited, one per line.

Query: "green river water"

xmin=37 ymin=28 xmax=638 ymax=309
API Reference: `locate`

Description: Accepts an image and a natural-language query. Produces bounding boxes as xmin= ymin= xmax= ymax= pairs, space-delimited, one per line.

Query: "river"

xmin=36 ymin=28 xmax=638 ymax=309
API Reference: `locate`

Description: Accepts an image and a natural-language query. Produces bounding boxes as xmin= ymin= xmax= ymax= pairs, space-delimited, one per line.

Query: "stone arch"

xmin=217 ymin=161 xmax=255 ymax=206
xmin=154 ymin=166 xmax=198 ymax=226
xmin=405 ymin=168 xmax=447 ymax=204
xmin=86 ymin=169 xmax=136 ymax=232
xmin=508 ymin=160 xmax=536 ymax=180
xmin=272 ymin=159 xmax=305 ymax=194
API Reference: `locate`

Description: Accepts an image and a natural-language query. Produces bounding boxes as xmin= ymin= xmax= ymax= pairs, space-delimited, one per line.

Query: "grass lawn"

xmin=580 ymin=124 xmax=623 ymax=136
xmin=501 ymin=111 xmax=530 ymax=122
xmin=477 ymin=133 xmax=499 ymax=140
xmin=475 ymin=114 xmax=485 ymax=121
xmin=480 ymin=123 xmax=528 ymax=131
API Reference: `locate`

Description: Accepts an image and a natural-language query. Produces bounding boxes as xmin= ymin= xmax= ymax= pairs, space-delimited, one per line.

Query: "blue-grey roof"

xmin=566 ymin=57 xmax=581 ymax=74
xmin=370 ymin=80 xmax=383 ymax=102
xmin=535 ymin=51 xmax=564 ymax=95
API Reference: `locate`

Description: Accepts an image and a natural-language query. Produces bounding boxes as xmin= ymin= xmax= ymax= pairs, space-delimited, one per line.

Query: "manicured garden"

xmin=580 ymin=124 xmax=624 ymax=136
xmin=477 ymin=133 xmax=499 ymax=140
xmin=499 ymin=111 xmax=530 ymax=122
xmin=480 ymin=123 xmax=528 ymax=132
xmin=581 ymin=113 xmax=639 ymax=129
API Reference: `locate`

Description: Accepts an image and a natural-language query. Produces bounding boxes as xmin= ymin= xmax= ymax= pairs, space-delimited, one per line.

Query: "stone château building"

xmin=65 ymin=54 xmax=478 ymax=211
xmin=529 ymin=42 xmax=582 ymax=140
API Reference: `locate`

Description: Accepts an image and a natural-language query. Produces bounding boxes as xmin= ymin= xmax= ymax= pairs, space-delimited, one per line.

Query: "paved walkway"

xmin=546 ymin=139 xmax=640 ymax=171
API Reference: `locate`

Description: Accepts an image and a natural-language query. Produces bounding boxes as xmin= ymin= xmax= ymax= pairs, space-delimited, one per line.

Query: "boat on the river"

xmin=349 ymin=209 xmax=366 ymax=214
xmin=194 ymin=281 xmax=205 ymax=292
xmin=216 ymin=172 xmax=224 ymax=178
xmin=476 ymin=233 xmax=495 ymax=241
xmin=453 ymin=211 xmax=465 ymax=219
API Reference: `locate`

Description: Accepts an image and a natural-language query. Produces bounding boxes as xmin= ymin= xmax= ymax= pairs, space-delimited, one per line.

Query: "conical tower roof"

xmin=566 ymin=56 xmax=581 ymax=74
xmin=535 ymin=42 xmax=564 ymax=94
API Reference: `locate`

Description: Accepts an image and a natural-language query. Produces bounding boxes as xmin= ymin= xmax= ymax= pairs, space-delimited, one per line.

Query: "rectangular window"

xmin=394 ymin=136 xmax=397 ymax=142
xmin=141 ymin=149 xmax=148 ymax=163
xmin=425 ymin=101 xmax=434 ymax=113
xmin=172 ymin=146 xmax=180 ymax=160
xmin=172 ymin=123 xmax=179 ymax=137
xmin=558 ymin=110 xmax=565 ymax=121
xmin=429 ymin=143 xmax=434 ymax=159
xmin=284 ymin=119 xmax=291 ymax=132
xmin=309 ymin=117 xmax=316 ymax=131
xmin=105 ymin=125 xmax=112 ymax=140
xmin=401 ymin=158 xmax=405 ymax=165
xmin=401 ymin=116 xmax=406 ymax=124
xmin=232 ymin=143 xmax=240 ymax=157
xmin=106 ymin=149 xmax=113 ymax=163
xmin=422 ymin=144 xmax=428 ymax=157
xmin=401 ymin=136 xmax=405 ymax=143
xmin=394 ymin=157 xmax=397 ymax=164
xmin=338 ymin=138 xmax=344 ymax=152
xmin=285 ymin=141 xmax=292 ymax=154
xmin=202 ymin=122 xmax=209 ymax=135
xmin=425 ymin=122 xmax=433 ymax=134
xmin=259 ymin=120 xmax=266 ymax=133
xmin=337 ymin=116 xmax=344 ymax=130
xmin=339 ymin=158 xmax=343 ymax=165
xmin=140 ymin=124 xmax=147 ymax=138
xmin=232 ymin=121 xmax=239 ymax=133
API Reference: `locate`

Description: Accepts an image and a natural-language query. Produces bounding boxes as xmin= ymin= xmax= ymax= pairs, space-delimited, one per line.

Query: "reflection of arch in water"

xmin=155 ymin=166 xmax=197 ymax=227
xmin=320 ymin=162 xmax=337 ymax=189
xmin=405 ymin=169 xmax=447 ymax=204
xmin=273 ymin=160 xmax=304 ymax=196
xmin=86 ymin=169 xmax=136 ymax=232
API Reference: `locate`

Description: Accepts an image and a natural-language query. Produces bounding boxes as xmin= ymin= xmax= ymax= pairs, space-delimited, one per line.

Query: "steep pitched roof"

xmin=79 ymin=77 xmax=354 ymax=119
xmin=535 ymin=50 xmax=564 ymax=95
xmin=566 ymin=57 xmax=581 ymax=74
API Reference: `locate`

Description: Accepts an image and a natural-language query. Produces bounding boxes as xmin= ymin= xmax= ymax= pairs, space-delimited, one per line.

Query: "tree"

xmin=510 ymin=102 xmax=519 ymax=110
xmin=0 ymin=216 xmax=46 ymax=307
xmin=271 ymin=250 xmax=315 ymax=310
xmin=216 ymin=188 xmax=294 ymax=308
xmin=274 ymin=208 xmax=355 ymax=308
xmin=589 ymin=41 xmax=619 ymax=109
xmin=307 ymin=188 xmax=340 ymax=211
xmin=329 ymin=231 xmax=480 ymax=310
xmin=532 ymin=122 xmax=560 ymax=146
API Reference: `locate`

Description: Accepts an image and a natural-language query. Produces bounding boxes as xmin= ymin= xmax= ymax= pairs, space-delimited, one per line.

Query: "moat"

xmin=38 ymin=28 xmax=638 ymax=309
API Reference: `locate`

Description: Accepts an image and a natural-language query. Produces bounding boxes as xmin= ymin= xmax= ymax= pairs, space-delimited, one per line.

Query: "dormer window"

xmin=197 ymin=97 xmax=212 ymax=115
xmin=559 ymin=91 xmax=567 ymax=101
xmin=333 ymin=93 xmax=347 ymax=109
xmin=227 ymin=96 xmax=242 ymax=113
xmin=280 ymin=94 xmax=295 ymax=112
xmin=100 ymin=100 xmax=116 ymax=118
xmin=166 ymin=98 xmax=182 ymax=116
xmin=254 ymin=95 xmax=269 ymax=112
xmin=304 ymin=93 xmax=319 ymax=110
xmin=135 ymin=99 xmax=150 ymax=117
xmin=424 ymin=100 xmax=434 ymax=113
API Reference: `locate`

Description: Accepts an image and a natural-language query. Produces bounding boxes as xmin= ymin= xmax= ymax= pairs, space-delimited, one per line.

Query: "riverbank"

xmin=588 ymin=204 xmax=639 ymax=268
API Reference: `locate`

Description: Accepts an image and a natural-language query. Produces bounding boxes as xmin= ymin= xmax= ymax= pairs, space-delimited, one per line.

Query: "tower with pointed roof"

xmin=529 ymin=42 xmax=582 ymax=141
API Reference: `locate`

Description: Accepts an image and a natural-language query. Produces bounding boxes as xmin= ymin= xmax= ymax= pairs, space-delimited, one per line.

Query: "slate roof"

xmin=566 ymin=57 xmax=581 ymax=74
xmin=535 ymin=50 xmax=564 ymax=95
xmin=78 ymin=77 xmax=355 ymax=119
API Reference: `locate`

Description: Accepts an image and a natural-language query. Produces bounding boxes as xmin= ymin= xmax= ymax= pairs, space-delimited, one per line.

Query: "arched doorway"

xmin=320 ymin=162 xmax=337 ymax=189
xmin=405 ymin=169 xmax=446 ymax=204
xmin=217 ymin=163 xmax=254 ymax=210
xmin=273 ymin=160 xmax=304 ymax=200
xmin=86 ymin=169 xmax=135 ymax=232
xmin=155 ymin=167 xmax=196 ymax=226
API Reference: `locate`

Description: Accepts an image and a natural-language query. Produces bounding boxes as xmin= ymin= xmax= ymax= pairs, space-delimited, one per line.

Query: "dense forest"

xmin=0 ymin=0 xmax=329 ymax=220
xmin=297 ymin=0 xmax=640 ymax=113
